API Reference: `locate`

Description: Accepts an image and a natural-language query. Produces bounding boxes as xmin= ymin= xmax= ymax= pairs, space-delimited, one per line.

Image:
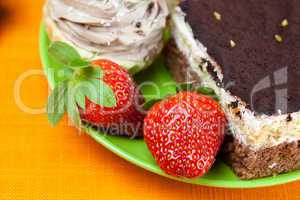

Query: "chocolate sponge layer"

xmin=180 ymin=0 xmax=300 ymax=114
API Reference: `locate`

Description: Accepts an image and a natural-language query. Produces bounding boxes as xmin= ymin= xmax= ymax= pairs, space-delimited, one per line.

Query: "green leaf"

xmin=87 ymin=79 xmax=117 ymax=107
xmin=89 ymin=67 xmax=103 ymax=79
xmin=55 ymin=68 xmax=74 ymax=83
xmin=74 ymin=88 xmax=86 ymax=110
xmin=143 ymin=98 xmax=162 ymax=110
xmin=163 ymin=26 xmax=171 ymax=44
xmin=48 ymin=41 xmax=90 ymax=69
xmin=70 ymin=78 xmax=116 ymax=109
xmin=78 ymin=67 xmax=103 ymax=80
xmin=66 ymin=99 xmax=82 ymax=127
xmin=46 ymin=81 xmax=68 ymax=126
xmin=70 ymin=59 xmax=90 ymax=69
xmin=197 ymin=87 xmax=215 ymax=95
xmin=177 ymin=82 xmax=194 ymax=92
xmin=212 ymin=95 xmax=220 ymax=101
xmin=65 ymin=86 xmax=82 ymax=127
xmin=196 ymin=86 xmax=220 ymax=101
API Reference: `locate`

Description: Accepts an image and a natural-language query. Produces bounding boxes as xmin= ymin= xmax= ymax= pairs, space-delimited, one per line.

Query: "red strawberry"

xmin=46 ymin=42 xmax=145 ymax=137
xmin=80 ymin=59 xmax=145 ymax=137
xmin=144 ymin=91 xmax=227 ymax=178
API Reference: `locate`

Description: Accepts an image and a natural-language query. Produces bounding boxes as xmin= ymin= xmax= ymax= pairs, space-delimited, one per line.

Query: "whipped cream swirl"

xmin=45 ymin=0 xmax=169 ymax=71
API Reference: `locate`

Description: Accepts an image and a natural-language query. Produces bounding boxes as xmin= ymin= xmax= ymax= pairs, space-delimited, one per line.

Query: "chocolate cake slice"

xmin=165 ymin=0 xmax=300 ymax=179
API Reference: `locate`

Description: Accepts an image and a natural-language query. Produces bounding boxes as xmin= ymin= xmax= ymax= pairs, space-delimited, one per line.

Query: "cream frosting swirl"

xmin=45 ymin=0 xmax=170 ymax=72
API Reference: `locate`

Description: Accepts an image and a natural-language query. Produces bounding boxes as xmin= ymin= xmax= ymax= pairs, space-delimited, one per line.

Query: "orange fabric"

xmin=0 ymin=1 xmax=299 ymax=199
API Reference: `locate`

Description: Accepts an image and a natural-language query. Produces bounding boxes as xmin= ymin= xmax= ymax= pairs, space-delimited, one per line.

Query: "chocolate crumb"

xmin=202 ymin=59 xmax=222 ymax=86
xmin=136 ymin=22 xmax=141 ymax=28
xmin=229 ymin=100 xmax=239 ymax=109
xmin=286 ymin=114 xmax=292 ymax=122
xmin=236 ymin=111 xmax=242 ymax=119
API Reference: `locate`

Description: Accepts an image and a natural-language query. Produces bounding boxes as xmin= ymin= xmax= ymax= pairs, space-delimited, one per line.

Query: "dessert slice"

xmin=165 ymin=0 xmax=300 ymax=179
xmin=44 ymin=0 xmax=171 ymax=74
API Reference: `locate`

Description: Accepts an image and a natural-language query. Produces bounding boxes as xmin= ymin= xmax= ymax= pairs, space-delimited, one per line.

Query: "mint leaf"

xmin=89 ymin=67 xmax=103 ymax=79
xmin=78 ymin=67 xmax=103 ymax=80
xmin=72 ymin=81 xmax=92 ymax=111
xmin=65 ymin=88 xmax=82 ymax=127
xmin=46 ymin=81 xmax=68 ymax=126
xmin=70 ymin=80 xmax=95 ymax=110
xmin=74 ymin=88 xmax=86 ymax=111
xmin=70 ymin=59 xmax=90 ymax=69
xmin=92 ymin=79 xmax=116 ymax=107
xmin=48 ymin=41 xmax=90 ymax=68
xmin=55 ymin=68 xmax=74 ymax=83
xmin=70 ymin=77 xmax=116 ymax=110
xmin=78 ymin=79 xmax=116 ymax=108
xmin=67 ymin=101 xmax=81 ymax=127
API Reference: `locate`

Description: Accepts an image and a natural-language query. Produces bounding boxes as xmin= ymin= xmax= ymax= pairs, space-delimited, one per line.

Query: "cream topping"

xmin=45 ymin=0 xmax=170 ymax=69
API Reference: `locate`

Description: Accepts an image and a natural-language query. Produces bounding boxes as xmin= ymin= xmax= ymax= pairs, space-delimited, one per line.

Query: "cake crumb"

xmin=230 ymin=40 xmax=236 ymax=48
xmin=281 ymin=19 xmax=289 ymax=27
xmin=274 ymin=34 xmax=283 ymax=43
xmin=269 ymin=163 xmax=278 ymax=169
xmin=213 ymin=11 xmax=222 ymax=21
xmin=286 ymin=114 xmax=292 ymax=122
xmin=229 ymin=100 xmax=239 ymax=109
xmin=136 ymin=22 xmax=142 ymax=28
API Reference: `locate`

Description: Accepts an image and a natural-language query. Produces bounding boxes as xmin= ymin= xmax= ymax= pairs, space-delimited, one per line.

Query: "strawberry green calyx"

xmin=46 ymin=41 xmax=117 ymax=127
xmin=177 ymin=82 xmax=220 ymax=101
xmin=143 ymin=83 xmax=221 ymax=112
xmin=143 ymin=98 xmax=163 ymax=110
xmin=177 ymin=82 xmax=194 ymax=92
xmin=197 ymin=87 xmax=220 ymax=101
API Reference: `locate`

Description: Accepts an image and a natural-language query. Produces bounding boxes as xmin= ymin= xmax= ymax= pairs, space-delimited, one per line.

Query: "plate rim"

xmin=39 ymin=23 xmax=300 ymax=188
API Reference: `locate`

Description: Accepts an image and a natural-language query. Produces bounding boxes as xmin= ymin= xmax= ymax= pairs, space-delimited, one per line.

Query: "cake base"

xmin=222 ymin=135 xmax=300 ymax=179
xmin=164 ymin=40 xmax=300 ymax=180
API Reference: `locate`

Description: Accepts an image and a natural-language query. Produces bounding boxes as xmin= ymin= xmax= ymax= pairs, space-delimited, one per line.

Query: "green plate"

xmin=39 ymin=24 xmax=300 ymax=188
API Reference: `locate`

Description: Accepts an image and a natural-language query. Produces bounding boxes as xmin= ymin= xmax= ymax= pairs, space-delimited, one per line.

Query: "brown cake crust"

xmin=164 ymin=40 xmax=300 ymax=179
xmin=222 ymin=135 xmax=300 ymax=179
